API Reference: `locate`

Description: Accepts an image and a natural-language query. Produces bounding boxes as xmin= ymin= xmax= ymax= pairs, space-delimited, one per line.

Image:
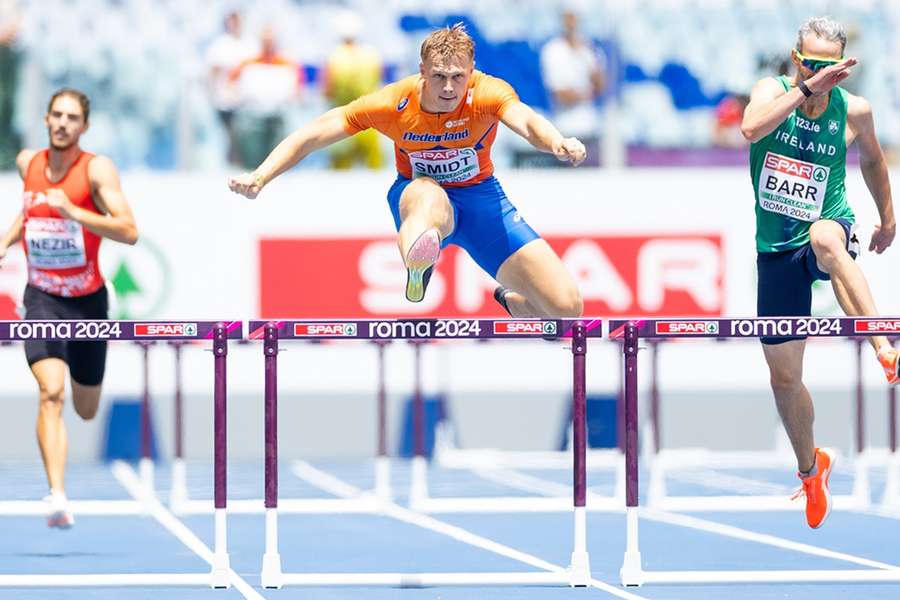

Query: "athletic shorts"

xmin=757 ymin=218 xmax=857 ymax=345
xmin=386 ymin=175 xmax=541 ymax=278
xmin=22 ymin=284 xmax=109 ymax=385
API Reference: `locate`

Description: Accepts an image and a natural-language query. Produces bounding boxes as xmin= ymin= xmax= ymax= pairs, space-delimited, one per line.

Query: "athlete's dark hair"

xmin=47 ymin=88 xmax=90 ymax=123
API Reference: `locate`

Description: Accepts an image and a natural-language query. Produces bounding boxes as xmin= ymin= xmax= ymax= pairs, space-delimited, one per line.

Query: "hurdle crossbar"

xmin=610 ymin=317 xmax=900 ymax=586
xmin=247 ymin=317 xmax=602 ymax=589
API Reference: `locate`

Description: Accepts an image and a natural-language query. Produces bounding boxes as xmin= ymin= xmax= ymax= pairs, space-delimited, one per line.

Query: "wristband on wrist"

xmin=797 ymin=80 xmax=813 ymax=98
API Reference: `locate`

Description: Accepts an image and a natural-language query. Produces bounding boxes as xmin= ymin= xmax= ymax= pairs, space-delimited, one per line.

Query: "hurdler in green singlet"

xmin=750 ymin=75 xmax=854 ymax=253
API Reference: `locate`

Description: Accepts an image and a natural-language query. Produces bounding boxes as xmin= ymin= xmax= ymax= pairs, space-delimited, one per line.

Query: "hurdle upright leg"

xmin=568 ymin=322 xmax=591 ymax=586
xmin=620 ymin=322 xmax=644 ymax=586
xmin=884 ymin=381 xmax=900 ymax=506
xmin=170 ymin=342 xmax=188 ymax=509
xmin=210 ymin=323 xmax=231 ymax=589
xmin=851 ymin=339 xmax=871 ymax=508
xmin=261 ymin=323 xmax=283 ymax=588
xmin=138 ymin=341 xmax=154 ymax=497
xmin=409 ymin=340 xmax=429 ymax=506
xmin=374 ymin=341 xmax=392 ymax=502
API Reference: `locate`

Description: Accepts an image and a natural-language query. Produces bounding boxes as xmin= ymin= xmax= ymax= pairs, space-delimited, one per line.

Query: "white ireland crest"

xmin=828 ymin=120 xmax=839 ymax=135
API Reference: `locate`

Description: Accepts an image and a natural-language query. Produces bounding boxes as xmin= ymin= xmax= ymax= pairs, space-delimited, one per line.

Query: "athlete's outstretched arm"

xmin=741 ymin=58 xmax=857 ymax=142
xmin=228 ymin=108 xmax=352 ymax=198
xmin=500 ymin=102 xmax=586 ymax=166
xmin=45 ymin=155 xmax=138 ymax=245
xmin=849 ymin=96 xmax=895 ymax=254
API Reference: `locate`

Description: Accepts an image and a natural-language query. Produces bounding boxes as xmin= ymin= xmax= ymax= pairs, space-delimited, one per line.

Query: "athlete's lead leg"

xmin=397 ymin=178 xmax=455 ymax=302
xmin=810 ymin=220 xmax=899 ymax=382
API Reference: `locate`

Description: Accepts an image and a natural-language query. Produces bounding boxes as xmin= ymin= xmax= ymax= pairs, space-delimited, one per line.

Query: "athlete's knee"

xmin=38 ymin=381 xmax=65 ymax=412
xmin=73 ymin=399 xmax=99 ymax=421
xmin=768 ymin=364 xmax=803 ymax=394
xmin=809 ymin=227 xmax=846 ymax=268
xmin=400 ymin=178 xmax=450 ymax=217
xmin=545 ymin=286 xmax=583 ymax=318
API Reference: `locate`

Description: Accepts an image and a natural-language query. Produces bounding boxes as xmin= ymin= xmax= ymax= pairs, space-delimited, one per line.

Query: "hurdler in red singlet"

xmin=0 ymin=88 xmax=138 ymax=530
xmin=22 ymin=149 xmax=105 ymax=297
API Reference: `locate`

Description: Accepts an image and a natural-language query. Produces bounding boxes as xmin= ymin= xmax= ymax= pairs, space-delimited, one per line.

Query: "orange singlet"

xmin=342 ymin=70 xmax=519 ymax=187
xmin=21 ymin=150 xmax=105 ymax=297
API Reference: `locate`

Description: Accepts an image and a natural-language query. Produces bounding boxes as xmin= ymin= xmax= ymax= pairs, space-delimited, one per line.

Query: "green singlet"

xmin=750 ymin=75 xmax=854 ymax=253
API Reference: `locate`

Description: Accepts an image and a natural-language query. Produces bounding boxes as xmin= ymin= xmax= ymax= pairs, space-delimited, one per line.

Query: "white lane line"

xmin=291 ymin=460 xmax=648 ymax=600
xmin=111 ymin=461 xmax=266 ymax=600
xmin=291 ymin=460 xmax=365 ymax=498
xmin=491 ymin=465 xmax=900 ymax=571
xmin=642 ymin=509 xmax=900 ymax=570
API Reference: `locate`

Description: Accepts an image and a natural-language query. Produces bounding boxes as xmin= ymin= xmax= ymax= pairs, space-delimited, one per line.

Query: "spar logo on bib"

xmin=758 ymin=152 xmax=829 ymax=222
xmin=854 ymin=319 xmax=900 ymax=333
xmin=656 ymin=321 xmax=719 ymax=335
xmin=134 ymin=322 xmax=198 ymax=337
xmin=293 ymin=322 xmax=357 ymax=337
xmin=493 ymin=320 xmax=557 ymax=335
xmin=410 ymin=148 xmax=480 ymax=184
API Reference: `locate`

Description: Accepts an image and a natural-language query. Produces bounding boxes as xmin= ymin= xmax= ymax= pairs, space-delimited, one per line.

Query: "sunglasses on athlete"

xmin=795 ymin=51 xmax=843 ymax=73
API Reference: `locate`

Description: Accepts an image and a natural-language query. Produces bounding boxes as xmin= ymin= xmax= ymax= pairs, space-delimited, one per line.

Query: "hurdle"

xmin=429 ymin=332 xmax=626 ymax=511
xmin=642 ymin=336 xmax=879 ymax=512
xmin=0 ymin=319 xmax=240 ymax=589
xmin=610 ymin=317 xmax=900 ymax=586
xmin=405 ymin=335 xmax=624 ymax=514
xmin=247 ymin=317 xmax=601 ymax=589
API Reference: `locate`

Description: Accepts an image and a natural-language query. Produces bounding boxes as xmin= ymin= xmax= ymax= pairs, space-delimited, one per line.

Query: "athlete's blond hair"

xmin=420 ymin=22 xmax=475 ymax=64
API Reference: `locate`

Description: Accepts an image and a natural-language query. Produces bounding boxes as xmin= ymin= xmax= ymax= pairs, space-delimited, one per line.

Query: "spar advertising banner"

xmin=0 ymin=169 xmax=894 ymax=320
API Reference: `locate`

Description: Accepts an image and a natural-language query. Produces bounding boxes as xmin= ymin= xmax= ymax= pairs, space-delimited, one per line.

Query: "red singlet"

xmin=21 ymin=150 xmax=105 ymax=297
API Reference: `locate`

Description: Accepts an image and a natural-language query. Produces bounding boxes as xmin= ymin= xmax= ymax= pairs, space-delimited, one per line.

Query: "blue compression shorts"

xmin=386 ymin=175 xmax=540 ymax=277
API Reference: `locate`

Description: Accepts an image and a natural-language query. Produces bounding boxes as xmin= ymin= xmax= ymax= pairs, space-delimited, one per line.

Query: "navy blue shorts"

xmin=757 ymin=218 xmax=857 ymax=345
xmin=386 ymin=175 xmax=540 ymax=278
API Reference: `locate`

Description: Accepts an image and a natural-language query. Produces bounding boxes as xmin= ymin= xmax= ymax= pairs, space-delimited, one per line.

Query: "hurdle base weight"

xmin=620 ymin=550 xmax=644 ymax=587
xmin=568 ymin=551 xmax=591 ymax=587
xmin=209 ymin=554 xmax=231 ymax=589
xmin=261 ymin=552 xmax=283 ymax=589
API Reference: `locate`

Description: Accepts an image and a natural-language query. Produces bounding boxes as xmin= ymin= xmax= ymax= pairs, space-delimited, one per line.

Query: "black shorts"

xmin=757 ymin=218 xmax=857 ymax=345
xmin=22 ymin=284 xmax=109 ymax=385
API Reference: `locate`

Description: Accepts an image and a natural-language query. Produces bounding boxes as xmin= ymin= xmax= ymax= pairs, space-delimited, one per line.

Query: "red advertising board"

xmin=259 ymin=235 xmax=724 ymax=318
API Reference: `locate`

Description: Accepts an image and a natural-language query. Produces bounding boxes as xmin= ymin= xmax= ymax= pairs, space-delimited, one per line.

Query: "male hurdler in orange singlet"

xmin=229 ymin=24 xmax=585 ymax=317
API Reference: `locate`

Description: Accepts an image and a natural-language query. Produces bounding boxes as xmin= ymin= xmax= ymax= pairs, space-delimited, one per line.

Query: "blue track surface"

xmin=2 ymin=459 xmax=900 ymax=599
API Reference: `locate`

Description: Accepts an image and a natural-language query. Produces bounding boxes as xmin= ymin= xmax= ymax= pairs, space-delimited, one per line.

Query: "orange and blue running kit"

xmin=342 ymin=70 xmax=540 ymax=279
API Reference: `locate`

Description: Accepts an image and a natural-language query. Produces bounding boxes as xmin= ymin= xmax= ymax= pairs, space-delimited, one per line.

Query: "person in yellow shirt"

xmin=323 ymin=11 xmax=383 ymax=169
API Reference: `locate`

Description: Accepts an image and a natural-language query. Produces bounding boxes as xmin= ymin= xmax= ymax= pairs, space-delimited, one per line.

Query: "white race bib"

xmin=758 ymin=151 xmax=829 ymax=222
xmin=409 ymin=148 xmax=480 ymax=184
xmin=24 ymin=218 xmax=87 ymax=269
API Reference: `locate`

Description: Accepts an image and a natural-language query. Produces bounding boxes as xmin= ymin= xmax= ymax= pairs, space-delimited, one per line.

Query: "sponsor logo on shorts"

xmin=135 ymin=323 xmax=198 ymax=337
xmin=493 ymin=321 xmax=557 ymax=335
xmin=655 ymin=321 xmax=719 ymax=335
xmin=854 ymin=319 xmax=900 ymax=333
xmin=293 ymin=322 xmax=357 ymax=337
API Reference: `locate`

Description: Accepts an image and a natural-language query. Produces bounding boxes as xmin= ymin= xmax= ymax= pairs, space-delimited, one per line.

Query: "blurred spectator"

xmin=539 ymin=9 xmax=606 ymax=149
xmin=229 ymin=26 xmax=302 ymax=169
xmin=0 ymin=0 xmax=21 ymax=170
xmin=205 ymin=11 xmax=257 ymax=166
xmin=711 ymin=93 xmax=749 ymax=149
xmin=323 ymin=10 xmax=383 ymax=169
